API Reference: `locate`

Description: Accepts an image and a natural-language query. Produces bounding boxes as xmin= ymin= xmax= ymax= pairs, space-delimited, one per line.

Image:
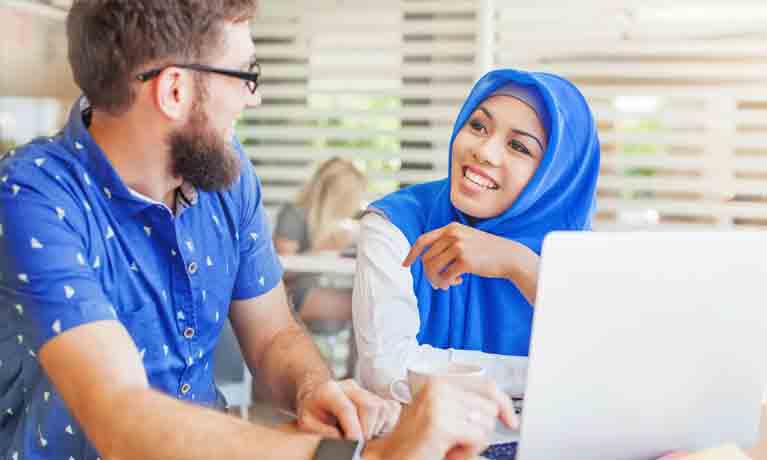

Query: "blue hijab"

xmin=369 ymin=68 xmax=600 ymax=356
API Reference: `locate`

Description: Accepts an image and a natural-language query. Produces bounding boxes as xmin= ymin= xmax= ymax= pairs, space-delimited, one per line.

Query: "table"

xmin=279 ymin=253 xmax=356 ymax=289
xmin=279 ymin=253 xmax=356 ymax=277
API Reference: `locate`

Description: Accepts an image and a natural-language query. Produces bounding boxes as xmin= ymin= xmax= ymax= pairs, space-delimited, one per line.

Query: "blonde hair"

xmin=295 ymin=157 xmax=367 ymax=245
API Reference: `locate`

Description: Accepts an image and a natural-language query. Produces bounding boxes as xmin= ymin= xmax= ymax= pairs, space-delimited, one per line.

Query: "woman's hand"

xmin=402 ymin=222 xmax=539 ymax=303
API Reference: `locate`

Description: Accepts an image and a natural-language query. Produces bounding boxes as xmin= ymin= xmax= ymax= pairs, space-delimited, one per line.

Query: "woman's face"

xmin=450 ymin=95 xmax=547 ymax=219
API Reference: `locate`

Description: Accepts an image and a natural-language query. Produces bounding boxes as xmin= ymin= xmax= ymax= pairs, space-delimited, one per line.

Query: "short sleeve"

xmin=0 ymin=154 xmax=117 ymax=352
xmin=231 ymin=141 xmax=283 ymax=300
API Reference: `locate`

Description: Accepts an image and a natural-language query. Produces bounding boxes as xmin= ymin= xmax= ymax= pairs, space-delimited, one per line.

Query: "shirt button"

xmin=180 ymin=383 xmax=191 ymax=395
xmin=187 ymin=262 xmax=198 ymax=275
xmin=183 ymin=327 xmax=195 ymax=339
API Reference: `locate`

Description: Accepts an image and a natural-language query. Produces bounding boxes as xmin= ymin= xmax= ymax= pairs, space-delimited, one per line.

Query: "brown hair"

xmin=66 ymin=0 xmax=258 ymax=114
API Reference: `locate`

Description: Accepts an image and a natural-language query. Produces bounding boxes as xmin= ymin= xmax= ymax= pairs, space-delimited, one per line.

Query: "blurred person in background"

xmin=274 ymin=157 xmax=366 ymax=323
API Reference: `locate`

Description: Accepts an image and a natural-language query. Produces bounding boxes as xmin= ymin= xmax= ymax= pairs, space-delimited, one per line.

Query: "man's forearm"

xmin=101 ymin=387 xmax=320 ymax=460
xmin=257 ymin=323 xmax=333 ymax=410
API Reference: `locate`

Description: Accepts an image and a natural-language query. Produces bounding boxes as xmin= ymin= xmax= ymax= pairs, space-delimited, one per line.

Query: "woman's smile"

xmin=463 ymin=166 xmax=500 ymax=190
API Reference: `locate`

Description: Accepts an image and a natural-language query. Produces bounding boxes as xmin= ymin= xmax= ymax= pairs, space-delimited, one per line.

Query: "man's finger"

xmin=380 ymin=400 xmax=401 ymax=434
xmin=370 ymin=406 xmax=385 ymax=439
xmin=356 ymin=400 xmax=379 ymax=439
xmin=370 ymin=398 xmax=397 ymax=436
xmin=480 ymin=381 xmax=517 ymax=430
xmin=489 ymin=387 xmax=517 ymax=430
xmin=341 ymin=381 xmax=385 ymax=439
xmin=451 ymin=422 xmax=491 ymax=459
xmin=328 ymin=394 xmax=364 ymax=440
xmin=297 ymin=412 xmax=343 ymax=438
xmin=403 ymin=228 xmax=445 ymax=267
xmin=352 ymin=395 xmax=384 ymax=438
xmin=453 ymin=378 xmax=517 ymax=430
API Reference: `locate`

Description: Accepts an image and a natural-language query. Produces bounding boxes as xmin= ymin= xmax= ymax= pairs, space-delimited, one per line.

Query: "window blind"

xmin=494 ymin=1 xmax=767 ymax=229
xmin=242 ymin=0 xmax=767 ymax=230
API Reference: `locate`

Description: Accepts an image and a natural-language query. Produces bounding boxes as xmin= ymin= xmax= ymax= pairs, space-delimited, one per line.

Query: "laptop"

xmin=498 ymin=232 xmax=767 ymax=460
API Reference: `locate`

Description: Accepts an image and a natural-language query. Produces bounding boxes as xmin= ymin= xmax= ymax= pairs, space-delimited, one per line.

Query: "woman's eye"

xmin=469 ymin=119 xmax=486 ymax=133
xmin=510 ymin=139 xmax=531 ymax=156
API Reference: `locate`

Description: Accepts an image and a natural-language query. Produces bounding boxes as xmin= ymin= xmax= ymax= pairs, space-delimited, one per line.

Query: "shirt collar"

xmin=62 ymin=96 xmax=199 ymax=216
xmin=128 ymin=181 xmax=198 ymax=217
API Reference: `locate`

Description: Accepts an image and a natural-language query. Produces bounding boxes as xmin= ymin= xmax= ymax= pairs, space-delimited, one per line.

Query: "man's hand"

xmin=296 ymin=379 xmax=401 ymax=440
xmin=363 ymin=377 xmax=517 ymax=460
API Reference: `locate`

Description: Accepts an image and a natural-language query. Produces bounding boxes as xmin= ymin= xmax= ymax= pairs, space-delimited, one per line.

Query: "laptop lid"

xmin=517 ymin=232 xmax=767 ymax=460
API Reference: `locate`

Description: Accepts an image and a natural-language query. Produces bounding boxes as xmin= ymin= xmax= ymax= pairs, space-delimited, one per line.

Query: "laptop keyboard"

xmin=482 ymin=442 xmax=518 ymax=460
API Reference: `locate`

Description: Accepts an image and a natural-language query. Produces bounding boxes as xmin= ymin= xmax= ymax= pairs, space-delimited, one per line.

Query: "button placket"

xmin=175 ymin=226 xmax=202 ymax=388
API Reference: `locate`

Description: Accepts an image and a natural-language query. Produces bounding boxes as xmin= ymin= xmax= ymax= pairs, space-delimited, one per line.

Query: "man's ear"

xmin=153 ymin=68 xmax=193 ymax=121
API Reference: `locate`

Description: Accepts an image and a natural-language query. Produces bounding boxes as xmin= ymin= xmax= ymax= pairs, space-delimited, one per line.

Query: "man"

xmin=0 ymin=1 xmax=516 ymax=460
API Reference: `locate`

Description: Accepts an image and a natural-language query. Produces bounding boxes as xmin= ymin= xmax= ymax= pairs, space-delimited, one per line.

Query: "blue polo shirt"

xmin=0 ymin=97 xmax=283 ymax=460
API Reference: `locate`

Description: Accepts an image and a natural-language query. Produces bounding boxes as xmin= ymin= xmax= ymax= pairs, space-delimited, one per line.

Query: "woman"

xmin=352 ymin=68 xmax=600 ymax=399
xmin=274 ymin=157 xmax=367 ymax=322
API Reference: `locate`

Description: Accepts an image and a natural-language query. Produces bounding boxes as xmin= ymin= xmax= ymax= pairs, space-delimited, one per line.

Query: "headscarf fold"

xmin=370 ymin=68 xmax=600 ymax=355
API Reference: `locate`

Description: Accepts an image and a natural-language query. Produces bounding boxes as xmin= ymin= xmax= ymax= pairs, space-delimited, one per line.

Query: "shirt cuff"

xmin=231 ymin=248 xmax=284 ymax=300
xmin=28 ymin=300 xmax=118 ymax=351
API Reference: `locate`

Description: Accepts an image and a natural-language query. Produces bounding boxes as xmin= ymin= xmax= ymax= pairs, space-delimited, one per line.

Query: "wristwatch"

xmin=313 ymin=438 xmax=365 ymax=460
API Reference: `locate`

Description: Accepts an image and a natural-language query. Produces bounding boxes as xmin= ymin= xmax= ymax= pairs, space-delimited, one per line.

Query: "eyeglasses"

xmin=135 ymin=61 xmax=261 ymax=94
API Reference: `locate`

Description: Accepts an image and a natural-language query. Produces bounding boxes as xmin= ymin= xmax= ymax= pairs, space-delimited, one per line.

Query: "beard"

xmin=167 ymin=100 xmax=241 ymax=191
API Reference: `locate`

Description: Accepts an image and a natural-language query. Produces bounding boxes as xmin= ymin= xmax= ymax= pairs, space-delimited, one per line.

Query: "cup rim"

xmin=407 ymin=362 xmax=485 ymax=377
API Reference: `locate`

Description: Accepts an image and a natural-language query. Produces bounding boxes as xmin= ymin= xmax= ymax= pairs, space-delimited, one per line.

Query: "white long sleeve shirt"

xmin=352 ymin=212 xmax=528 ymax=399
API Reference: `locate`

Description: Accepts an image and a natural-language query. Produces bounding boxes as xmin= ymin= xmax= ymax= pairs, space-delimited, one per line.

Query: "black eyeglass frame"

xmin=135 ymin=62 xmax=261 ymax=94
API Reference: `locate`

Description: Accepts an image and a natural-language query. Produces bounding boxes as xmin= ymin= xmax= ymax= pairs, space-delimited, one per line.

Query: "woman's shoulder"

xmin=370 ymin=179 xmax=447 ymax=217
xmin=367 ymin=179 xmax=449 ymax=244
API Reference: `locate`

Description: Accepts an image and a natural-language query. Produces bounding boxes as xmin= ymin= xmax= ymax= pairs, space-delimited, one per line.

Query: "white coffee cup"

xmin=389 ymin=362 xmax=486 ymax=404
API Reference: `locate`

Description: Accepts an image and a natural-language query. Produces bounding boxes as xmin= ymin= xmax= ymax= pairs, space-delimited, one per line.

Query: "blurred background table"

xmin=280 ymin=253 xmax=355 ymax=277
xmin=279 ymin=253 xmax=357 ymax=378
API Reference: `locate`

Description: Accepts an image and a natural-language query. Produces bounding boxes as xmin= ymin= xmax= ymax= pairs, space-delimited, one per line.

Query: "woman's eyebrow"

xmin=477 ymin=106 xmax=545 ymax=153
